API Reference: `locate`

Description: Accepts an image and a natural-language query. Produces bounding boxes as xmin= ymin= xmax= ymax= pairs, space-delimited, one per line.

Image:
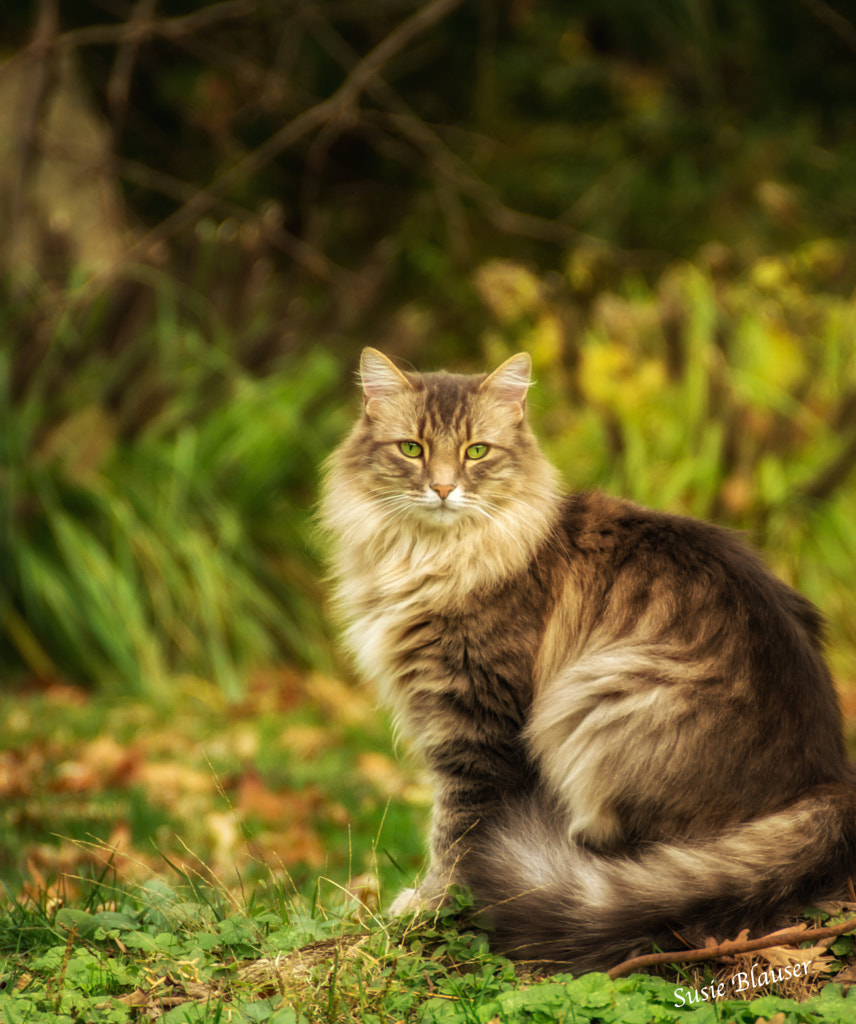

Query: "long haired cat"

xmin=320 ymin=347 xmax=856 ymax=971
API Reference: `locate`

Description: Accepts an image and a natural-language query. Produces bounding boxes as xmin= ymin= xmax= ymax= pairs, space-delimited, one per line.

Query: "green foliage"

xmin=4 ymin=876 xmax=856 ymax=1023
xmin=0 ymin=276 xmax=346 ymax=695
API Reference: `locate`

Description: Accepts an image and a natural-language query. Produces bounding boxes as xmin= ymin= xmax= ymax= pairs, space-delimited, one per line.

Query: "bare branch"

xmin=115 ymin=155 xmax=349 ymax=284
xmin=5 ymin=0 xmax=59 ymax=261
xmin=798 ymin=0 xmax=856 ymax=54
xmin=80 ymin=0 xmax=467 ymax=290
xmin=58 ymin=0 xmax=257 ymax=50
xmin=0 ymin=0 xmax=259 ymax=89
xmin=304 ymin=6 xmax=591 ymax=254
xmin=107 ymin=0 xmax=160 ymax=127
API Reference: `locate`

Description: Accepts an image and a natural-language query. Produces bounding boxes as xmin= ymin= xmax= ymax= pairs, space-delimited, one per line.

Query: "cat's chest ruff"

xmin=345 ymin=570 xmax=459 ymax=701
xmin=345 ymin=554 xmax=540 ymax=726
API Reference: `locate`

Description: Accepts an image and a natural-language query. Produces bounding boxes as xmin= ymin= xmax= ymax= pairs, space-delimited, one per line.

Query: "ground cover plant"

xmin=3 ymin=677 xmax=856 ymax=1023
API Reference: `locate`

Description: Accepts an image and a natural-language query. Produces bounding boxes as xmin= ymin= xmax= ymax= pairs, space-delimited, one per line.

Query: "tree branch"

xmin=6 ymin=0 xmax=59 ymax=258
xmin=303 ymin=5 xmax=593 ymax=254
xmin=798 ymin=0 xmax=856 ymax=55
xmin=0 ymin=0 xmax=259 ymax=88
xmin=80 ymin=0 xmax=467 ymax=290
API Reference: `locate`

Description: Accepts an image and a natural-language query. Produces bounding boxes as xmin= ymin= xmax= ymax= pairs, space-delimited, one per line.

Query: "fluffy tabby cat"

xmin=320 ymin=347 xmax=856 ymax=971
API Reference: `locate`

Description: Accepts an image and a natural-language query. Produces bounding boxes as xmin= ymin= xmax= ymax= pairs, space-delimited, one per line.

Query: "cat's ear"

xmin=360 ymin=348 xmax=413 ymax=418
xmin=480 ymin=352 xmax=532 ymax=423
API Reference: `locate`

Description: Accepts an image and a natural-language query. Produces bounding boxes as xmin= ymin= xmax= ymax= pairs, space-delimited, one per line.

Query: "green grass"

xmin=4 ymin=876 xmax=856 ymax=1022
xmin=1 ymin=677 xmax=856 ymax=1022
xmin=1 ymin=275 xmax=347 ymax=696
xmin=0 ymin=674 xmax=425 ymax=900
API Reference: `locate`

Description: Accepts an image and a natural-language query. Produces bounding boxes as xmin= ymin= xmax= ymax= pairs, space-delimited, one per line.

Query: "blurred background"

xmin=2 ymin=0 xmax=856 ymax=902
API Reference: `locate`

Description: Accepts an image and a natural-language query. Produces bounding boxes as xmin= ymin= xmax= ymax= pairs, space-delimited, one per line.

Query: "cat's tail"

xmin=463 ymin=783 xmax=856 ymax=972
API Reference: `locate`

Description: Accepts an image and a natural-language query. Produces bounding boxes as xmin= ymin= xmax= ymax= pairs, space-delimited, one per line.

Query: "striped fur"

xmin=320 ymin=348 xmax=856 ymax=970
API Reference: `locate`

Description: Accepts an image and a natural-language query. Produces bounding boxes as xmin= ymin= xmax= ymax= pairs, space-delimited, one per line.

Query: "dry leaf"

xmin=136 ymin=761 xmax=215 ymax=799
xmin=54 ymin=736 xmax=138 ymax=793
xmin=305 ymin=673 xmax=375 ymax=727
xmin=357 ymin=751 xmax=413 ymax=799
xmin=753 ymin=942 xmax=835 ymax=974
xmin=116 ymin=989 xmax=152 ymax=1007
xmin=280 ymin=723 xmax=330 ymax=759
xmin=237 ymin=770 xmax=321 ymax=824
xmin=833 ymin=964 xmax=856 ymax=984
xmin=345 ymin=872 xmax=380 ymax=913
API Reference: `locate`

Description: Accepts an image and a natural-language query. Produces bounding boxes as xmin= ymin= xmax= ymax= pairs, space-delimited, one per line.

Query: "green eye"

xmin=466 ymin=443 xmax=489 ymax=460
xmin=399 ymin=440 xmax=423 ymax=458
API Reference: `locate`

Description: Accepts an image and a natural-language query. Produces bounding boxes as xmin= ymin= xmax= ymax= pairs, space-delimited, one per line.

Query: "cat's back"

xmin=544 ymin=490 xmax=844 ymax=763
xmin=528 ymin=490 xmax=848 ymax=844
xmin=555 ymin=489 xmax=824 ymax=649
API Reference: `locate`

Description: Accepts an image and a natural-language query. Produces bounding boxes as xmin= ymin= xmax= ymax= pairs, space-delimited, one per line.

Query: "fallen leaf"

xmin=244 ymin=665 xmax=306 ymax=713
xmin=237 ymin=770 xmax=320 ymax=824
xmin=205 ymin=810 xmax=242 ymax=864
xmin=753 ymin=943 xmax=835 ymax=973
xmin=54 ymin=735 xmax=138 ymax=793
xmin=357 ymin=752 xmax=412 ymax=799
xmin=136 ymin=761 xmax=215 ymax=799
xmin=280 ymin=723 xmax=330 ymax=759
xmin=345 ymin=873 xmax=380 ymax=913
xmin=248 ymin=829 xmax=325 ymax=870
xmin=305 ymin=673 xmax=375 ymax=727
xmin=833 ymin=964 xmax=856 ymax=984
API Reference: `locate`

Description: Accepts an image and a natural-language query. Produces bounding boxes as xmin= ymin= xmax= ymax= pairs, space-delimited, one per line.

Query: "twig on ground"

xmin=607 ymin=914 xmax=856 ymax=980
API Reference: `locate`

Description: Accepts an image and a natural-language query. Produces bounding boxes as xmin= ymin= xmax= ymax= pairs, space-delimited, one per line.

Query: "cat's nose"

xmin=432 ymin=483 xmax=454 ymax=500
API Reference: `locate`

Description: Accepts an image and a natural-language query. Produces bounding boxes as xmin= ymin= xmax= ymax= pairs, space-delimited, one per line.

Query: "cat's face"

xmin=353 ymin=348 xmax=535 ymax=529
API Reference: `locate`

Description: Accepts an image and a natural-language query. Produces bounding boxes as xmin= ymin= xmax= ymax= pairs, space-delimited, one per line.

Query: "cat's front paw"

xmin=388 ymin=885 xmax=448 ymax=918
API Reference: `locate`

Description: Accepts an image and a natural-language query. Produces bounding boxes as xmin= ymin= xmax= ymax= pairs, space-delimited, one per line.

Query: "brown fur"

xmin=319 ymin=347 xmax=856 ymax=971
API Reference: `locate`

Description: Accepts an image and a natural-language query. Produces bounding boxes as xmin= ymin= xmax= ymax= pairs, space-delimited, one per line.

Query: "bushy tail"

xmin=465 ymin=783 xmax=856 ymax=972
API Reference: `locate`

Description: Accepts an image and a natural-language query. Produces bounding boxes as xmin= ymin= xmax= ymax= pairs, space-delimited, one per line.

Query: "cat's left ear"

xmin=360 ymin=348 xmax=413 ymax=418
xmin=480 ymin=352 xmax=532 ymax=423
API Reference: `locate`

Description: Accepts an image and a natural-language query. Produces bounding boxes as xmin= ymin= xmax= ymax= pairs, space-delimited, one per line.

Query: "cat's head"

xmin=348 ymin=347 xmax=546 ymax=529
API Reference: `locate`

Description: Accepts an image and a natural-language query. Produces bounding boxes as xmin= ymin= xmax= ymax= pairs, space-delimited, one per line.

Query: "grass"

xmin=4 ymin=874 xmax=856 ymax=1023
xmin=0 ymin=672 xmax=426 ymax=900
xmin=2 ymin=676 xmax=856 ymax=1022
xmin=1 ymin=276 xmax=347 ymax=695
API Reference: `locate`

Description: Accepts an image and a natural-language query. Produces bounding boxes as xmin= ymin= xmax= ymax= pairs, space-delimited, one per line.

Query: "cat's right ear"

xmin=359 ymin=348 xmax=413 ymax=418
xmin=480 ymin=352 xmax=532 ymax=423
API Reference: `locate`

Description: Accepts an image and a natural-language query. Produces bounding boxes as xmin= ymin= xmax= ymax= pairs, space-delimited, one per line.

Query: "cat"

xmin=319 ymin=346 xmax=856 ymax=971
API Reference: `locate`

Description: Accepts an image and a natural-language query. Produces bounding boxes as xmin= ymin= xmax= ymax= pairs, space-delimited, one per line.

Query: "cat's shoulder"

xmin=556 ymin=489 xmax=771 ymax=576
xmin=554 ymin=490 xmax=825 ymax=633
xmin=558 ymin=489 xmax=727 ymax=539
